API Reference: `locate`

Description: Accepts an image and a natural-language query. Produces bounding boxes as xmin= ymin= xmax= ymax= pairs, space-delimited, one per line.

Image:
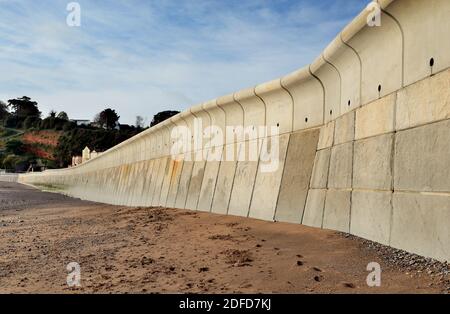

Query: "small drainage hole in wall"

xmin=378 ymin=84 xmax=382 ymax=93
xmin=276 ymin=123 xmax=280 ymax=128
xmin=348 ymin=100 xmax=351 ymax=107
xmin=305 ymin=117 xmax=308 ymax=123
xmin=329 ymin=110 xmax=333 ymax=116
xmin=429 ymin=57 xmax=435 ymax=67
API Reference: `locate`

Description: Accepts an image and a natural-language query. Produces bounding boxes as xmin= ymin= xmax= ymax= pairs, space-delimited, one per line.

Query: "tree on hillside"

xmin=5 ymin=139 xmax=25 ymax=155
xmin=57 ymin=111 xmax=69 ymax=120
xmin=1 ymin=154 xmax=21 ymax=171
xmin=23 ymin=116 xmax=40 ymax=129
xmin=150 ymin=110 xmax=180 ymax=127
xmin=49 ymin=110 xmax=57 ymax=118
xmin=135 ymin=115 xmax=145 ymax=129
xmin=94 ymin=108 xmax=120 ymax=130
xmin=7 ymin=96 xmax=41 ymax=119
xmin=0 ymin=100 xmax=9 ymax=121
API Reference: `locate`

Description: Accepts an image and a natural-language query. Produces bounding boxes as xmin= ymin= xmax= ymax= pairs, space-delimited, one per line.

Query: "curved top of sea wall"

xmin=34 ymin=0 xmax=450 ymax=174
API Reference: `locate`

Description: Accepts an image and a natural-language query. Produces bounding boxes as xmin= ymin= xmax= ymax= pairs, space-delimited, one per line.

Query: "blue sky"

xmin=0 ymin=0 xmax=368 ymax=125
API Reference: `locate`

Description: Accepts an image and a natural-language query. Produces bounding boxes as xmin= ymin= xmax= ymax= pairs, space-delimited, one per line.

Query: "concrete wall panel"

xmin=323 ymin=189 xmax=351 ymax=233
xmin=342 ymin=13 xmax=403 ymax=105
xmin=310 ymin=148 xmax=331 ymax=189
xmin=148 ymin=158 xmax=163 ymax=206
xmin=185 ymin=159 xmax=207 ymax=210
xmin=355 ymin=93 xmax=395 ymax=140
xmin=317 ymin=121 xmax=334 ymax=150
xmin=281 ymin=67 xmax=324 ymax=130
xmin=350 ymin=191 xmax=392 ymax=245
xmin=396 ymin=69 xmax=450 ymax=131
xmin=165 ymin=159 xmax=184 ymax=208
xmin=311 ymin=55 xmax=341 ymax=123
xmin=211 ymin=144 xmax=238 ymax=215
xmin=108 ymin=166 xmax=121 ymax=205
xmin=334 ymin=111 xmax=355 ymax=145
xmin=255 ymin=79 xmax=292 ymax=134
xmin=180 ymin=110 xmax=199 ymax=155
xmin=127 ymin=162 xmax=141 ymax=205
xmin=302 ymin=189 xmax=326 ymax=228
xmin=386 ymin=0 xmax=450 ymax=86
xmin=118 ymin=164 xmax=131 ymax=205
xmin=140 ymin=160 xmax=156 ymax=206
xmin=249 ymin=134 xmax=289 ymax=221
xmin=353 ymin=134 xmax=394 ymax=191
xmin=130 ymin=161 xmax=146 ymax=206
xmin=225 ymin=161 xmax=257 ymax=217
xmin=323 ymin=37 xmax=361 ymax=114
xmin=0 ymin=174 xmax=18 ymax=182
xmin=394 ymin=119 xmax=450 ymax=192
xmin=234 ymin=88 xmax=265 ymax=132
xmin=275 ymin=130 xmax=319 ymax=223
xmin=328 ymin=142 xmax=353 ymax=189
xmin=391 ymin=192 xmax=450 ymax=262
xmin=159 ymin=158 xmax=176 ymax=207
xmin=203 ymin=100 xmax=226 ymax=146
xmin=191 ymin=104 xmax=211 ymax=146
xmin=126 ymin=162 xmax=139 ymax=206
xmin=174 ymin=161 xmax=194 ymax=209
xmin=217 ymin=94 xmax=244 ymax=145
xmin=197 ymin=148 xmax=223 ymax=212
xmin=228 ymin=140 xmax=260 ymax=217
xmin=153 ymin=157 xmax=168 ymax=206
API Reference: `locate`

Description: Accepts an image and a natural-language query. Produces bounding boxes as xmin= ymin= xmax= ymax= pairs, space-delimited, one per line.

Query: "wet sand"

xmin=0 ymin=182 xmax=448 ymax=293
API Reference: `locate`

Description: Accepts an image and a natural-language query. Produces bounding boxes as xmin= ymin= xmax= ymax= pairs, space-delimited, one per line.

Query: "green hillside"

xmin=1 ymin=97 xmax=147 ymax=172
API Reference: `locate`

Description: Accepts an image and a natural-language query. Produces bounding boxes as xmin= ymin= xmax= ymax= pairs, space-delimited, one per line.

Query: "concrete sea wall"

xmin=19 ymin=0 xmax=450 ymax=262
xmin=0 ymin=174 xmax=18 ymax=183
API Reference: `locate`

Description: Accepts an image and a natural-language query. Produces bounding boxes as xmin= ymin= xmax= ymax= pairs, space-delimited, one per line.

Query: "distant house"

xmin=89 ymin=121 xmax=121 ymax=130
xmin=119 ymin=123 xmax=133 ymax=130
xmin=82 ymin=146 xmax=91 ymax=163
xmin=71 ymin=147 xmax=102 ymax=167
xmin=90 ymin=122 xmax=102 ymax=128
xmin=70 ymin=119 xmax=91 ymax=126
xmin=90 ymin=150 xmax=102 ymax=159
xmin=71 ymin=156 xmax=82 ymax=167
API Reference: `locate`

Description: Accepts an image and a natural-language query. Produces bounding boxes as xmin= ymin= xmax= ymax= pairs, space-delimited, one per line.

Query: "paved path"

xmin=0 ymin=181 xmax=89 ymax=211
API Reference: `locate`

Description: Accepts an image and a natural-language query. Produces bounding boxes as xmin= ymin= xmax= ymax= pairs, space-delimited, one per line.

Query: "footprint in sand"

xmin=313 ymin=275 xmax=323 ymax=282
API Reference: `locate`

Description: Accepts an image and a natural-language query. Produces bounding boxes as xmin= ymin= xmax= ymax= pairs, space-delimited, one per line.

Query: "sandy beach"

xmin=0 ymin=181 xmax=449 ymax=294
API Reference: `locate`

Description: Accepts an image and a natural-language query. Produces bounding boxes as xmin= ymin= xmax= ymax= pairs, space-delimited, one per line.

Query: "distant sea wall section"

xmin=19 ymin=0 xmax=450 ymax=262
xmin=0 ymin=174 xmax=18 ymax=183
